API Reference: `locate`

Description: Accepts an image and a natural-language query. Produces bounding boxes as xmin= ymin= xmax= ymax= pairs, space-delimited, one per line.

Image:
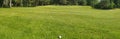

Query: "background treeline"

xmin=0 ymin=0 xmax=120 ymax=9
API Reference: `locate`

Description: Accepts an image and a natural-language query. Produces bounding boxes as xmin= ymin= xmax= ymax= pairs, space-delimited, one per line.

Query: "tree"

xmin=114 ymin=0 xmax=120 ymax=8
xmin=2 ymin=0 xmax=12 ymax=8
xmin=39 ymin=0 xmax=51 ymax=5
xmin=12 ymin=0 xmax=24 ymax=7
xmin=9 ymin=0 xmax=12 ymax=7
xmin=50 ymin=0 xmax=60 ymax=5
xmin=78 ymin=0 xmax=87 ymax=5
xmin=0 ymin=0 xmax=119 ymax=9
xmin=93 ymin=0 xmax=115 ymax=9
xmin=59 ymin=0 xmax=67 ymax=5
xmin=0 ymin=0 xmax=4 ymax=7
xmin=87 ymin=0 xmax=99 ymax=6
xmin=67 ymin=0 xmax=78 ymax=5
xmin=22 ymin=0 xmax=37 ymax=7
xmin=20 ymin=0 xmax=23 ymax=6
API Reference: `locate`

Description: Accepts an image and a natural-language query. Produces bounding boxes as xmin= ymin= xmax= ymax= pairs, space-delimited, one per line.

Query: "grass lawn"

xmin=0 ymin=6 xmax=120 ymax=39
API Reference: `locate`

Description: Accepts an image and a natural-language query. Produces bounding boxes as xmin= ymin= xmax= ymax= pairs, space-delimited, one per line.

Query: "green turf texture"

xmin=0 ymin=6 xmax=120 ymax=39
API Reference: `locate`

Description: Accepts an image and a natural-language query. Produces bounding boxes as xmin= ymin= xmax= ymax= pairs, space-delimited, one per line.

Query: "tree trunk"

xmin=2 ymin=0 xmax=12 ymax=8
xmin=9 ymin=0 xmax=12 ymax=8
xmin=20 ymin=0 xmax=23 ymax=7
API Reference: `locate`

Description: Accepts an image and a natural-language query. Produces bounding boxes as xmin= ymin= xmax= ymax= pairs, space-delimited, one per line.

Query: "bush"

xmin=93 ymin=0 xmax=115 ymax=9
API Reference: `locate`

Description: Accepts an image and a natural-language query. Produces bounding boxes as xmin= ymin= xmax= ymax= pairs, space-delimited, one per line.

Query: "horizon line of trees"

xmin=0 ymin=0 xmax=120 ymax=9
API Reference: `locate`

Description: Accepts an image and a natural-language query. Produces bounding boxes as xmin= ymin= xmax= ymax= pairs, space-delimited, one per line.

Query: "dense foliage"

xmin=0 ymin=0 xmax=120 ymax=9
xmin=93 ymin=0 xmax=115 ymax=9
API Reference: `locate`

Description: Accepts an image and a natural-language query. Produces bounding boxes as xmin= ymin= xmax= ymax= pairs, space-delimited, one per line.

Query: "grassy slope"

xmin=0 ymin=6 xmax=120 ymax=39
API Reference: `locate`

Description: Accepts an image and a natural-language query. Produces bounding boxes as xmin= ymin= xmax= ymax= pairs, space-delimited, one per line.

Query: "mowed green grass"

xmin=0 ymin=6 xmax=120 ymax=39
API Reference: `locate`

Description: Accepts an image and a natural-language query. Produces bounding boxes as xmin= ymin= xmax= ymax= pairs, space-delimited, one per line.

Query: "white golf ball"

xmin=58 ymin=35 xmax=62 ymax=38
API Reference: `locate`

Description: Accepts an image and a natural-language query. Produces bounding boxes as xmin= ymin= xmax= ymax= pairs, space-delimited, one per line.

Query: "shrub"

xmin=93 ymin=0 xmax=115 ymax=9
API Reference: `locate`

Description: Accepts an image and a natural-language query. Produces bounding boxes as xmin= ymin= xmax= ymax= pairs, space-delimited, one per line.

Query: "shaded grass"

xmin=0 ymin=6 xmax=120 ymax=39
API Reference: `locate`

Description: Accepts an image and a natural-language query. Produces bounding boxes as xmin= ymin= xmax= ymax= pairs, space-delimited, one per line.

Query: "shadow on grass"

xmin=91 ymin=7 xmax=117 ymax=10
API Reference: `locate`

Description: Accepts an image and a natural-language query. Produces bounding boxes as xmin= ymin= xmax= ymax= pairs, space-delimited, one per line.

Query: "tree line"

xmin=0 ymin=0 xmax=120 ymax=9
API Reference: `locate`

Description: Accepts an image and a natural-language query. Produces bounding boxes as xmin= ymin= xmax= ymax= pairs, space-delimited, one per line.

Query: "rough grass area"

xmin=0 ymin=6 xmax=120 ymax=39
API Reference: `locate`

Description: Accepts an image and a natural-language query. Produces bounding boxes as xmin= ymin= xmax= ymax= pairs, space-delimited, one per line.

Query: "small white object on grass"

xmin=58 ymin=35 xmax=62 ymax=39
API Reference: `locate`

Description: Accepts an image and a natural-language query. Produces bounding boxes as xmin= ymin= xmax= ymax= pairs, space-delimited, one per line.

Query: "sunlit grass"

xmin=0 ymin=6 xmax=120 ymax=39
